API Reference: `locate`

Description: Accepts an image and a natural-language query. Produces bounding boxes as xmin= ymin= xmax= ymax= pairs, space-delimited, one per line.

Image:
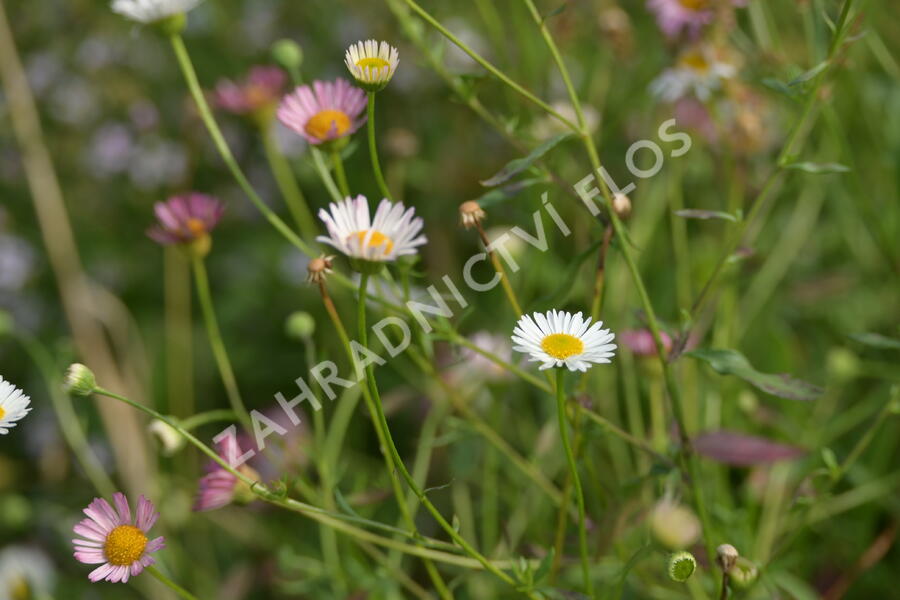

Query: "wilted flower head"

xmin=277 ymin=79 xmax=367 ymax=146
xmin=344 ymin=40 xmax=399 ymax=92
xmin=317 ymin=196 xmax=427 ymax=266
xmin=459 ymin=200 xmax=486 ymax=230
xmin=214 ymin=66 xmax=287 ymax=117
xmin=650 ymin=45 xmax=736 ymax=103
xmin=306 ymin=255 xmax=334 ymax=284
xmin=194 ymin=435 xmax=259 ymax=512
xmin=716 ymin=544 xmax=740 ymax=571
xmin=147 ymin=193 xmax=224 ymax=253
xmin=612 ymin=193 xmax=632 ymax=219
xmin=148 ymin=419 xmax=185 ymax=455
xmin=0 ymin=375 xmax=31 ymax=435
xmin=620 ymin=329 xmax=673 ymax=357
xmin=512 ymin=310 xmax=617 ymax=372
xmin=72 ymin=493 xmax=165 ymax=583
xmin=111 ymin=0 xmax=201 ymax=24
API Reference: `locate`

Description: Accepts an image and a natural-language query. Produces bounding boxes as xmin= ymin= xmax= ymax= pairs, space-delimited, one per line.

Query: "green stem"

xmin=331 ymin=147 xmax=351 ymax=197
xmin=146 ymin=566 xmax=198 ymax=600
xmin=190 ymin=256 xmax=251 ymax=428
xmin=168 ymin=34 xmax=314 ymax=258
xmin=180 ymin=409 xmax=239 ymax=431
xmin=366 ymin=92 xmax=393 ymax=201
xmin=555 ymin=369 xmax=593 ymax=595
xmin=357 ymin=273 xmax=531 ymax=596
xmin=260 ymin=120 xmax=318 ymax=239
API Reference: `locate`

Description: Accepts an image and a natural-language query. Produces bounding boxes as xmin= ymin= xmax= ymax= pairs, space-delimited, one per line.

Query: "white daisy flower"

xmin=650 ymin=46 xmax=736 ymax=103
xmin=344 ymin=40 xmax=399 ymax=91
xmin=0 ymin=375 xmax=32 ymax=434
xmin=511 ymin=310 xmax=617 ymax=372
xmin=111 ymin=0 xmax=202 ymax=24
xmin=0 ymin=545 xmax=55 ymax=599
xmin=317 ymin=195 xmax=426 ymax=263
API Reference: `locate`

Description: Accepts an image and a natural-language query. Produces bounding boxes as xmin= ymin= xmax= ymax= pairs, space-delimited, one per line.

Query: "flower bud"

xmin=613 ymin=193 xmax=632 ymax=219
xmin=459 ymin=201 xmax=486 ymax=230
xmin=650 ymin=500 xmax=701 ymax=550
xmin=728 ymin=556 xmax=758 ymax=589
xmin=716 ymin=544 xmax=739 ymax=572
xmin=148 ymin=419 xmax=185 ymax=456
xmin=667 ymin=551 xmax=697 ymax=582
xmin=63 ymin=363 xmax=97 ymax=397
xmin=285 ymin=311 xmax=316 ymax=340
xmin=271 ymin=39 xmax=303 ymax=72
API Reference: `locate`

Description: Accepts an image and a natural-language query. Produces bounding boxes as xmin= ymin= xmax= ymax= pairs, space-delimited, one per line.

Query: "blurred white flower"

xmin=128 ymin=136 xmax=187 ymax=190
xmin=0 ymin=235 xmax=35 ymax=292
xmin=88 ymin=123 xmax=134 ymax=178
xmin=0 ymin=545 xmax=55 ymax=599
xmin=111 ymin=0 xmax=202 ymax=24
xmin=650 ymin=45 xmax=736 ymax=103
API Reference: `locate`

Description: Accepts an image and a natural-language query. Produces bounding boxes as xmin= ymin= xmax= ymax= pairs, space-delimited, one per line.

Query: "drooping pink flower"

xmin=277 ymin=78 xmax=367 ymax=146
xmin=214 ymin=66 xmax=287 ymax=116
xmin=147 ymin=193 xmax=224 ymax=246
xmin=619 ymin=329 xmax=673 ymax=357
xmin=72 ymin=493 xmax=165 ymax=583
xmin=193 ymin=433 xmax=258 ymax=512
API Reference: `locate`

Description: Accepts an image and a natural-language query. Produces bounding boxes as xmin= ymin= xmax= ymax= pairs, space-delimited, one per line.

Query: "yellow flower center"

xmin=357 ymin=57 xmax=391 ymax=71
xmin=104 ymin=524 xmax=148 ymax=566
xmin=244 ymin=84 xmax=271 ymax=108
xmin=678 ymin=0 xmax=708 ymax=10
xmin=9 ymin=576 xmax=28 ymax=600
xmin=305 ymin=109 xmax=351 ymax=140
xmin=0 ymin=406 xmax=5 ymax=420
xmin=350 ymin=230 xmax=394 ymax=254
xmin=185 ymin=218 xmax=206 ymax=237
xmin=541 ymin=333 xmax=584 ymax=360
xmin=680 ymin=51 xmax=710 ymax=72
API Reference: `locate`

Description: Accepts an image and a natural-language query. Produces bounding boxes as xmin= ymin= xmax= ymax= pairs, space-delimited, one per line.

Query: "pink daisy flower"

xmin=277 ymin=78 xmax=367 ymax=146
xmin=72 ymin=493 xmax=165 ymax=583
xmin=193 ymin=433 xmax=258 ymax=512
xmin=147 ymin=193 xmax=224 ymax=246
xmin=214 ymin=66 xmax=287 ymax=116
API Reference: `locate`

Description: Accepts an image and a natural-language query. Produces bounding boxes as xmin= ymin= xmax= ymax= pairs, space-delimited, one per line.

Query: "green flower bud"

xmin=63 ymin=363 xmax=97 ymax=396
xmin=271 ymin=39 xmax=303 ymax=72
xmin=728 ymin=557 xmax=759 ymax=589
xmin=285 ymin=311 xmax=316 ymax=340
xmin=668 ymin=551 xmax=697 ymax=582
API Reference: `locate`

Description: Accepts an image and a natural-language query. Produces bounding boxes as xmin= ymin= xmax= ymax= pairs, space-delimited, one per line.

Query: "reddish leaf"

xmin=694 ymin=431 xmax=805 ymax=466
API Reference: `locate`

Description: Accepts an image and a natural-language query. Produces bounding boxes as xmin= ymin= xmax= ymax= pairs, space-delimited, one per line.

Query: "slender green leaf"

xmin=480 ymin=133 xmax=572 ymax=186
xmin=475 ymin=177 xmax=546 ymax=208
xmin=674 ymin=209 xmax=740 ymax=222
xmin=849 ymin=332 xmax=900 ymax=350
xmin=788 ymin=60 xmax=829 ymax=85
xmin=687 ymin=348 xmax=824 ymax=401
xmin=785 ymin=161 xmax=851 ymax=174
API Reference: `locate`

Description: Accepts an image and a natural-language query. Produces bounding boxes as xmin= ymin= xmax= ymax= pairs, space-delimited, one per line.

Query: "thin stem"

xmin=180 ymin=409 xmax=239 ymax=431
xmin=367 ymin=92 xmax=393 ymax=201
xmin=555 ymin=369 xmax=593 ymax=595
xmin=331 ymin=147 xmax=351 ymax=197
xmin=324 ymin=278 xmax=450 ymax=597
xmin=357 ymin=273 xmax=532 ymax=596
xmin=476 ymin=223 xmax=523 ymax=316
xmin=190 ymin=256 xmax=251 ymax=428
xmin=260 ymin=120 xmax=318 ymax=239
xmin=399 ymin=0 xmax=577 ymax=131
xmin=146 ymin=566 xmax=198 ymax=600
xmin=168 ymin=34 xmax=314 ymax=258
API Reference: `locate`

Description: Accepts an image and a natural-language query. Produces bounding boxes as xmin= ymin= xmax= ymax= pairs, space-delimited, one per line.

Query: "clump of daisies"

xmin=344 ymin=40 xmax=399 ymax=92
xmin=72 ymin=493 xmax=165 ymax=583
xmin=511 ymin=310 xmax=617 ymax=372
xmin=277 ymin=79 xmax=368 ymax=148
xmin=317 ymin=195 xmax=426 ymax=273
xmin=0 ymin=375 xmax=31 ymax=435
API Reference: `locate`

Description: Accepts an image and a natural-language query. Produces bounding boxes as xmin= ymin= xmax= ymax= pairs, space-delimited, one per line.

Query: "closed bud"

xmin=668 ymin=551 xmax=697 ymax=582
xmin=650 ymin=500 xmax=701 ymax=550
xmin=613 ymin=193 xmax=632 ymax=219
xmin=728 ymin=556 xmax=758 ymax=589
xmin=716 ymin=544 xmax=739 ymax=572
xmin=63 ymin=363 xmax=97 ymax=397
xmin=148 ymin=419 xmax=185 ymax=456
xmin=271 ymin=39 xmax=303 ymax=72
xmin=285 ymin=311 xmax=316 ymax=340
